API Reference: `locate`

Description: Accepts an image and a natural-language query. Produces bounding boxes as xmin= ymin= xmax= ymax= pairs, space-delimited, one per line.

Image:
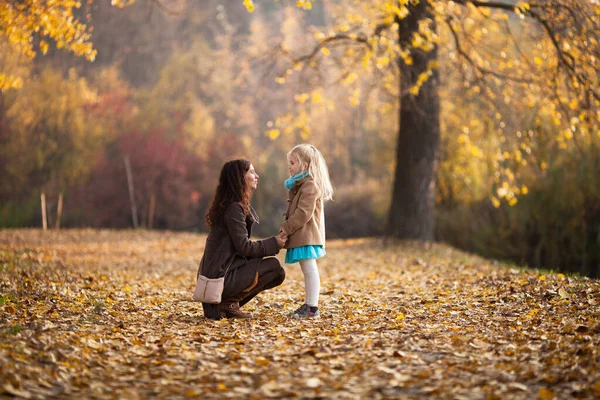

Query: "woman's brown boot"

xmin=217 ymin=301 xmax=252 ymax=319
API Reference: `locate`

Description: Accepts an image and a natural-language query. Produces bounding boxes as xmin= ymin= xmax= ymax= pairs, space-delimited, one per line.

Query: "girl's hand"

xmin=276 ymin=231 xmax=288 ymax=248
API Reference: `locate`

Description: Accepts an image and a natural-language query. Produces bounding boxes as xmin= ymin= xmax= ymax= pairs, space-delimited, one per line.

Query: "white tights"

xmin=299 ymin=259 xmax=320 ymax=307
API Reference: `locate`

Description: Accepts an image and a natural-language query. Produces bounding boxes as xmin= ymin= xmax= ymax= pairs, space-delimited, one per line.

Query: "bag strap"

xmin=198 ymin=254 xmax=236 ymax=279
xmin=222 ymin=254 xmax=235 ymax=276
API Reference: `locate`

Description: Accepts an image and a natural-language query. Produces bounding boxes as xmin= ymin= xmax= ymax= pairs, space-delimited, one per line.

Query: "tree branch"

xmin=293 ymin=34 xmax=372 ymax=65
xmin=444 ymin=17 xmax=532 ymax=83
xmin=454 ymin=0 xmax=600 ymax=102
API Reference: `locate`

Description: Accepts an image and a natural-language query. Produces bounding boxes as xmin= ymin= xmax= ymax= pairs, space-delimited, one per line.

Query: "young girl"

xmin=281 ymin=144 xmax=333 ymax=318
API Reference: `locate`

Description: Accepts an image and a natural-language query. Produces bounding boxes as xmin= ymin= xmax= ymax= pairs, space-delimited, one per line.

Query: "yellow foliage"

xmin=342 ymin=72 xmax=358 ymax=85
xmin=296 ymin=0 xmax=312 ymax=10
xmin=266 ymin=129 xmax=281 ymax=140
xmin=243 ymin=0 xmax=255 ymax=12
xmin=294 ymin=93 xmax=310 ymax=104
xmin=311 ymin=90 xmax=323 ymax=103
xmin=491 ymin=196 xmax=501 ymax=208
xmin=0 ymin=0 xmax=136 ymax=89
xmin=0 ymin=73 xmax=23 ymax=91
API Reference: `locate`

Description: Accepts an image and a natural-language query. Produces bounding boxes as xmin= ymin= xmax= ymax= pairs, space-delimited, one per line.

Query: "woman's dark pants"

xmin=203 ymin=257 xmax=285 ymax=320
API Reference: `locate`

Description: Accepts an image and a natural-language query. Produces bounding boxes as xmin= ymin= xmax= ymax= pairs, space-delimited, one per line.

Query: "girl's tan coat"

xmin=281 ymin=177 xmax=325 ymax=249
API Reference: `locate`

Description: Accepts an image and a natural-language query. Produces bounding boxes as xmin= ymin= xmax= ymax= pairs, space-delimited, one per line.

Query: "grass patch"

xmin=0 ymin=293 xmax=17 ymax=305
xmin=8 ymin=324 xmax=21 ymax=335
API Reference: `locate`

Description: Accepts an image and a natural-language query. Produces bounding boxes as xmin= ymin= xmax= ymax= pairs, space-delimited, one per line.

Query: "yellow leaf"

xmin=342 ymin=72 xmax=358 ymax=85
xmin=294 ymin=93 xmax=310 ymax=104
xmin=491 ymin=196 xmax=501 ymax=208
xmin=564 ymin=129 xmax=573 ymax=140
xmin=321 ymin=47 xmax=330 ymax=56
xmin=538 ymin=275 xmax=546 ymax=281
xmin=396 ymin=313 xmax=405 ymax=321
xmin=537 ymin=388 xmax=554 ymax=400
xmin=376 ymin=56 xmax=390 ymax=68
xmin=256 ymin=357 xmax=269 ymax=365
xmin=40 ymin=40 xmax=49 ymax=55
xmin=300 ymin=126 xmax=311 ymax=139
xmin=265 ymin=129 xmax=280 ymax=140
xmin=243 ymin=0 xmax=255 ymax=12
xmin=568 ymin=99 xmax=578 ymax=110
xmin=534 ymin=57 xmax=543 ymax=65
xmin=558 ymin=288 xmax=569 ymax=299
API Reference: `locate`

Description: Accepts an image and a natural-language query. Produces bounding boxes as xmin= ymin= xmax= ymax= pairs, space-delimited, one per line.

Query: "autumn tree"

xmin=0 ymin=0 xmax=139 ymax=90
xmin=0 ymin=66 xmax=113 ymax=227
xmin=242 ymin=0 xmax=600 ymax=241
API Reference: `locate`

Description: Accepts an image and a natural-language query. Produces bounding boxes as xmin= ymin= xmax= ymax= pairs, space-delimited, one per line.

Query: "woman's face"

xmin=245 ymin=163 xmax=259 ymax=190
xmin=288 ymin=154 xmax=303 ymax=177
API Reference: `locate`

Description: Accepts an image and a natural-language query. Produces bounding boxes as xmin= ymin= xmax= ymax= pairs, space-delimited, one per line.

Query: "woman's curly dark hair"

xmin=205 ymin=159 xmax=251 ymax=228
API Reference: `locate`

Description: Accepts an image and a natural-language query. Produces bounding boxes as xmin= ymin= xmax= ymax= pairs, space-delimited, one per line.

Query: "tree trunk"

xmin=387 ymin=3 xmax=440 ymax=241
xmin=41 ymin=192 xmax=48 ymax=231
xmin=124 ymin=155 xmax=139 ymax=229
xmin=148 ymin=193 xmax=156 ymax=229
xmin=55 ymin=192 xmax=63 ymax=230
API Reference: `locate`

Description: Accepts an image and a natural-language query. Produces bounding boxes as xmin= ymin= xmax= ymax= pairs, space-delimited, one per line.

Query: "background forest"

xmin=0 ymin=0 xmax=598 ymax=277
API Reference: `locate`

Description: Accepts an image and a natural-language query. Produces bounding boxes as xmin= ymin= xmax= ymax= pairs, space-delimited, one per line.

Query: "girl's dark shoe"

xmin=292 ymin=304 xmax=320 ymax=319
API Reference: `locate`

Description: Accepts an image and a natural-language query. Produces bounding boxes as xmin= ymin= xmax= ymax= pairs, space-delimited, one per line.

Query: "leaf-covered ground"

xmin=0 ymin=229 xmax=599 ymax=399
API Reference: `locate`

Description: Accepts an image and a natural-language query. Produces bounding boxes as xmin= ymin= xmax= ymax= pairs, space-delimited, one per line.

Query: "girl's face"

xmin=288 ymin=154 xmax=303 ymax=177
xmin=245 ymin=163 xmax=259 ymax=190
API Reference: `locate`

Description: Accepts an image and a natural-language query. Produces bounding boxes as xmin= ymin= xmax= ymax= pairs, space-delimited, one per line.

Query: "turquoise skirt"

xmin=285 ymin=245 xmax=326 ymax=264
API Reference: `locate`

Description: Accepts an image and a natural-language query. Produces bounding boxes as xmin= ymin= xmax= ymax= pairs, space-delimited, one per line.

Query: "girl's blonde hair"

xmin=288 ymin=144 xmax=333 ymax=201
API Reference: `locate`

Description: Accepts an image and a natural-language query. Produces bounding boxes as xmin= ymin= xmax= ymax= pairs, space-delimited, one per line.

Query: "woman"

xmin=198 ymin=159 xmax=287 ymax=320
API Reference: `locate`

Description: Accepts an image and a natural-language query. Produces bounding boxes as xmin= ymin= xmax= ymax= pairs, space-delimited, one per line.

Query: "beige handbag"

xmin=192 ymin=257 xmax=233 ymax=304
xmin=192 ymin=275 xmax=225 ymax=304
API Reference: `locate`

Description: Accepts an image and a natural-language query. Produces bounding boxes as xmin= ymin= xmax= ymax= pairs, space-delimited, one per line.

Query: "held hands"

xmin=276 ymin=231 xmax=288 ymax=248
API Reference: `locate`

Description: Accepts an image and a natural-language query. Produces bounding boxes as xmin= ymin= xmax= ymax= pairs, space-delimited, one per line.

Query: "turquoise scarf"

xmin=284 ymin=171 xmax=309 ymax=190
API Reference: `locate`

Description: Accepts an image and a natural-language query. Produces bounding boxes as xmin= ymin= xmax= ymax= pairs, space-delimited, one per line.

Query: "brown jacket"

xmin=281 ymin=177 xmax=325 ymax=249
xmin=197 ymin=202 xmax=280 ymax=295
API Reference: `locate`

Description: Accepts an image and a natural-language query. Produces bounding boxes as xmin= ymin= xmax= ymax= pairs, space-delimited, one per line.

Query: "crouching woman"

xmin=198 ymin=159 xmax=286 ymax=319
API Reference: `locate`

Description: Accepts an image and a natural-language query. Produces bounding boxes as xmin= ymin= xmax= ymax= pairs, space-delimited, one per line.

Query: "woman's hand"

xmin=276 ymin=231 xmax=288 ymax=248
